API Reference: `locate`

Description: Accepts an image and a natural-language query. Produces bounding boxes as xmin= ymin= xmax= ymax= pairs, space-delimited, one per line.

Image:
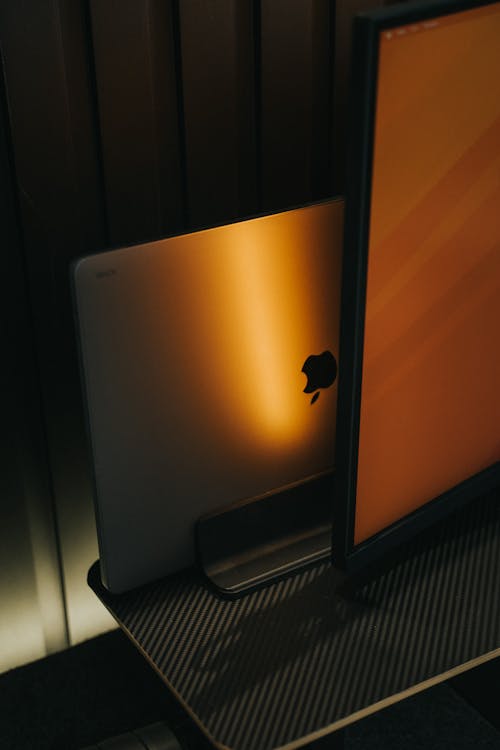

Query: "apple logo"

xmin=301 ymin=350 xmax=337 ymax=404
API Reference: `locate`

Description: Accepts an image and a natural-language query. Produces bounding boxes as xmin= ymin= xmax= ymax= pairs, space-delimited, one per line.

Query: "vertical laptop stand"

xmin=196 ymin=472 xmax=334 ymax=595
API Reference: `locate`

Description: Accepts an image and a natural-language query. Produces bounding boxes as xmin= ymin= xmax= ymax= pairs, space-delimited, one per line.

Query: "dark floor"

xmin=0 ymin=630 xmax=498 ymax=750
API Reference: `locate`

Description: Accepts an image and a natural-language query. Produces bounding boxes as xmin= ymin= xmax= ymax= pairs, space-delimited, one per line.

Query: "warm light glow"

xmin=223 ymin=229 xmax=299 ymax=438
xmin=64 ymin=528 xmax=117 ymax=644
xmin=120 ymin=200 xmax=342 ymax=475
xmin=0 ymin=594 xmax=46 ymax=672
xmin=213 ymin=215 xmax=333 ymax=446
xmin=157 ymin=202 xmax=344 ymax=468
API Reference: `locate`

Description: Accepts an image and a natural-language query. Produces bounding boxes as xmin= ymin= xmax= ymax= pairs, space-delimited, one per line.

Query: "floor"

xmin=0 ymin=630 xmax=498 ymax=750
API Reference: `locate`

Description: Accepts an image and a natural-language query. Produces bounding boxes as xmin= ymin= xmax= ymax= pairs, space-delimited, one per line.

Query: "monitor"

xmin=334 ymin=0 xmax=500 ymax=570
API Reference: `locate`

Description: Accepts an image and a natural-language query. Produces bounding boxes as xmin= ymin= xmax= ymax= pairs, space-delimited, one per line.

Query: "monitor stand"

xmin=196 ymin=472 xmax=334 ymax=596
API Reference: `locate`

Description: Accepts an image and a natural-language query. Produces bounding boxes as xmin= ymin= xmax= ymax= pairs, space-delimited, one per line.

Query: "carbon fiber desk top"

xmin=89 ymin=491 xmax=500 ymax=750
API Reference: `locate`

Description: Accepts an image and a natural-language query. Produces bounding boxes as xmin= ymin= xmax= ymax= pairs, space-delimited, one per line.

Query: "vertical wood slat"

xmin=179 ymin=0 xmax=257 ymax=228
xmin=0 ymin=56 xmax=68 ymax=666
xmin=0 ymin=433 xmax=47 ymax=671
xmin=89 ymin=0 xmax=184 ymax=245
xmin=0 ymin=0 xmax=113 ymax=645
xmin=260 ymin=0 xmax=334 ymax=212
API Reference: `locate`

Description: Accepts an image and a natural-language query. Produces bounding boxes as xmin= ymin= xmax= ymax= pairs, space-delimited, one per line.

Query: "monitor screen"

xmin=334 ymin=0 xmax=500 ymax=568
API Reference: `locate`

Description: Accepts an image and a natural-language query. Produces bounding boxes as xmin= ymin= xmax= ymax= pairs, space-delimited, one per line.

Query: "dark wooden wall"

xmin=0 ymin=0 xmax=388 ymax=663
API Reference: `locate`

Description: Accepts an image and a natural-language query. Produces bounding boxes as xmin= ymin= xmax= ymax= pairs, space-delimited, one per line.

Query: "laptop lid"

xmin=74 ymin=198 xmax=343 ymax=592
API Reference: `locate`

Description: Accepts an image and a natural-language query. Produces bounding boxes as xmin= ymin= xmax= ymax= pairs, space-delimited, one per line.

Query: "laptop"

xmin=73 ymin=198 xmax=343 ymax=593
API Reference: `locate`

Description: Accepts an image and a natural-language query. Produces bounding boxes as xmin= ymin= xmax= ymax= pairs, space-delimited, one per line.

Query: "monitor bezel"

xmin=333 ymin=0 xmax=500 ymax=572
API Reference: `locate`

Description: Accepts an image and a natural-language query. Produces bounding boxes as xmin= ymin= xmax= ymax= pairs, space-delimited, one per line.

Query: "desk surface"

xmin=89 ymin=491 xmax=500 ymax=750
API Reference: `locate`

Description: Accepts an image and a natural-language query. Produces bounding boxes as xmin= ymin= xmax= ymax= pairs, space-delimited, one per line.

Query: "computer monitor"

xmin=333 ymin=0 xmax=500 ymax=570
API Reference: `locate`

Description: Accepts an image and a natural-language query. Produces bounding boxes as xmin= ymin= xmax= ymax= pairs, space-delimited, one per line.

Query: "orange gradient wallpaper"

xmin=355 ymin=2 xmax=500 ymax=544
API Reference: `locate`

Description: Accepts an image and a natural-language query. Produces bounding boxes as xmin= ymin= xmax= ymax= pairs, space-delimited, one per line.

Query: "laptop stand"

xmin=196 ymin=472 xmax=334 ymax=595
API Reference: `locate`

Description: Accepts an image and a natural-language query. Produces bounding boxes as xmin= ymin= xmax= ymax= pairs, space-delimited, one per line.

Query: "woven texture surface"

xmin=89 ymin=492 xmax=500 ymax=750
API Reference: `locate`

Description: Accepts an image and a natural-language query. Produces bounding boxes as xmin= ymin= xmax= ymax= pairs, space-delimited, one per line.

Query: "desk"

xmin=89 ymin=491 xmax=500 ymax=750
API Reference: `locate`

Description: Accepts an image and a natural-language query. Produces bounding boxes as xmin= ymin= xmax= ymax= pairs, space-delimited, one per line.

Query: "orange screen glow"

xmin=355 ymin=2 xmax=500 ymax=545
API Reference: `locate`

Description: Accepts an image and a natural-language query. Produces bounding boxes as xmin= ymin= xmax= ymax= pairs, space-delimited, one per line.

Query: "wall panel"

xmin=0 ymin=0 xmax=114 ymax=646
xmin=260 ymin=0 xmax=334 ymax=211
xmin=90 ymin=0 xmax=184 ymax=245
xmin=0 ymin=56 xmax=67 ymax=669
xmin=179 ymin=0 xmax=257 ymax=227
xmin=0 ymin=454 xmax=46 ymax=672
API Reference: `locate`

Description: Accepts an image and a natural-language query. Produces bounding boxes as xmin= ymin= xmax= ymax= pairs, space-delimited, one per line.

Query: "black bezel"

xmin=333 ymin=0 xmax=500 ymax=571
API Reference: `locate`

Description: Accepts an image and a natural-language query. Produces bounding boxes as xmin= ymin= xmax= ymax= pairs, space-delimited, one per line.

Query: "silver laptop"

xmin=73 ymin=198 xmax=344 ymax=593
